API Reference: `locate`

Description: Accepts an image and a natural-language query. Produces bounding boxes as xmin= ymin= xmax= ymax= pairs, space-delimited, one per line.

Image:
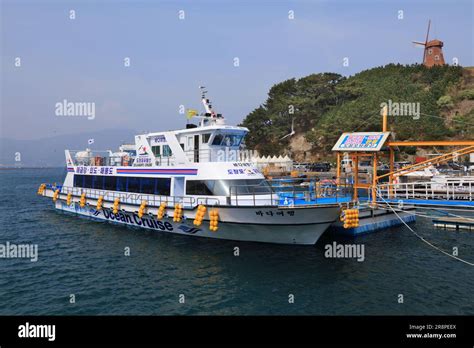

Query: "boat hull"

xmin=54 ymin=201 xmax=338 ymax=245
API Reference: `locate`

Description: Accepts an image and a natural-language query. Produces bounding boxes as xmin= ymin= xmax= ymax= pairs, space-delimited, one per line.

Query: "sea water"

xmin=0 ymin=168 xmax=472 ymax=315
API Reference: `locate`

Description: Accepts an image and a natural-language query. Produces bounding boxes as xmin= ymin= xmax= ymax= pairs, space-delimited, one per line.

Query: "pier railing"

xmin=377 ymin=179 xmax=474 ymax=201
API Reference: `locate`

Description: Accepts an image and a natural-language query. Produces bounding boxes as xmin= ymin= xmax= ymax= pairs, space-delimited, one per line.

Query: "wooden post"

xmin=353 ymin=154 xmax=359 ymax=201
xmin=389 ymin=147 xmax=395 ymax=198
xmin=336 ymin=152 xmax=341 ymax=185
xmin=371 ymin=153 xmax=378 ymax=206
xmin=382 ymin=105 xmax=388 ymax=132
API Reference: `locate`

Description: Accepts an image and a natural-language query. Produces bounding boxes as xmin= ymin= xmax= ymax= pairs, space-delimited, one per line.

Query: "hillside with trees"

xmin=240 ymin=64 xmax=474 ymax=161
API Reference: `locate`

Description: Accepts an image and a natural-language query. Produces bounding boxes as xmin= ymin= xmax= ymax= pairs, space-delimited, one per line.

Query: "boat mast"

xmin=198 ymin=86 xmax=224 ymax=127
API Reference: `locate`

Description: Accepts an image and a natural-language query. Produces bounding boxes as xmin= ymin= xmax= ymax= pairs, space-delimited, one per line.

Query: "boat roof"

xmin=145 ymin=124 xmax=248 ymax=137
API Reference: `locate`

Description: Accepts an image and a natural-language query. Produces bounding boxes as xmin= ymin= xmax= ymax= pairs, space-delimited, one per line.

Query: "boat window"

xmin=73 ymin=175 xmax=171 ymax=196
xmin=163 ymin=145 xmax=172 ymax=157
xmin=117 ymin=176 xmax=127 ymax=192
xmin=221 ymin=134 xmax=243 ymax=147
xmin=73 ymin=175 xmax=84 ymax=188
xmin=104 ymin=176 xmax=116 ymax=191
xmin=202 ymin=133 xmax=211 ymax=144
xmin=211 ymin=134 xmax=243 ymax=147
xmin=140 ymin=177 xmax=155 ymax=194
xmin=185 ymin=179 xmax=271 ymax=196
xmin=93 ymin=176 xmax=104 ymax=189
xmin=84 ymin=175 xmax=93 ymax=189
xmin=214 ymin=179 xmax=270 ymax=195
xmin=152 ymin=145 xmax=161 ymax=157
xmin=156 ymin=178 xmax=171 ymax=195
xmin=186 ymin=180 xmax=214 ymax=195
xmin=127 ymin=177 xmax=140 ymax=192
xmin=212 ymin=134 xmax=223 ymax=146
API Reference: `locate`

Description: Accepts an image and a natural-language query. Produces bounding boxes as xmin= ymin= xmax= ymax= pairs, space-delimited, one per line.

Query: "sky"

xmin=1 ymin=0 xmax=473 ymax=141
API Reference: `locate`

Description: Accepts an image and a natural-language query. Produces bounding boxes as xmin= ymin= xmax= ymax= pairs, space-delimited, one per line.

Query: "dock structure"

xmin=331 ymin=207 xmax=416 ymax=237
xmin=432 ymin=217 xmax=474 ymax=231
xmin=328 ymin=107 xmax=474 ymax=235
xmin=332 ymin=106 xmax=474 ymax=211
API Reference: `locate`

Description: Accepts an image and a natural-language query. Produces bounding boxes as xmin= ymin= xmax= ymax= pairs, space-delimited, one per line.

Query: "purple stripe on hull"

xmin=116 ymin=168 xmax=198 ymax=175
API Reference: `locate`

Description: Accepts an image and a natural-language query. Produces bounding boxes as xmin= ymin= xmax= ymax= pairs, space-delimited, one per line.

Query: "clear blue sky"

xmin=1 ymin=0 xmax=473 ymax=140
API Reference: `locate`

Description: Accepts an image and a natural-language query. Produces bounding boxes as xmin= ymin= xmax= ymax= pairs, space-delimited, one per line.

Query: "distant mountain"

xmin=0 ymin=128 xmax=137 ymax=167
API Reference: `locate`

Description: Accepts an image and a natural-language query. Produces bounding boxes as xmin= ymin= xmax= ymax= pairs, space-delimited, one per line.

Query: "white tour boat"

xmin=38 ymin=88 xmax=351 ymax=245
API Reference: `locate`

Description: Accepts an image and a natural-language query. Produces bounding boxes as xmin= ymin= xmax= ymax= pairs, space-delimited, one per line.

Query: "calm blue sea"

xmin=0 ymin=168 xmax=473 ymax=315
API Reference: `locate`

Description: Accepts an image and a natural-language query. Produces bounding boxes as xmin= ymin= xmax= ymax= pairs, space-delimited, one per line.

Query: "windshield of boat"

xmin=186 ymin=179 xmax=272 ymax=196
xmin=211 ymin=133 xmax=244 ymax=147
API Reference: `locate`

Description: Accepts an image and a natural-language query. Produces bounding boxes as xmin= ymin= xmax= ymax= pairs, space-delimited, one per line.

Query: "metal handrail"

xmin=154 ymin=155 xmax=176 ymax=166
xmin=68 ymin=150 xmax=136 ymax=167
xmin=56 ymin=185 xmax=222 ymax=209
xmin=50 ymin=179 xmax=353 ymax=209
xmin=182 ymin=148 xmax=254 ymax=163
xmin=377 ymin=180 xmax=473 ymax=201
xmin=228 ymin=178 xmax=353 ymax=206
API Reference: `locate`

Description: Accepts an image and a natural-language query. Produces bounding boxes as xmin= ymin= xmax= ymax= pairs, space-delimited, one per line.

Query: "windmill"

xmin=412 ymin=20 xmax=445 ymax=67
xmin=280 ymin=117 xmax=295 ymax=140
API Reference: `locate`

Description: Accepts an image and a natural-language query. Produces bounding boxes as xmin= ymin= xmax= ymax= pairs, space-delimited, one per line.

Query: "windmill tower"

xmin=412 ymin=20 xmax=445 ymax=67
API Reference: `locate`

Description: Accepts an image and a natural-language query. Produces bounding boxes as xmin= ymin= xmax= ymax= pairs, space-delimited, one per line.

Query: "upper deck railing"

xmin=68 ymin=150 xmax=178 ymax=167
xmin=68 ymin=147 xmax=252 ymax=167
xmin=68 ymin=150 xmax=136 ymax=167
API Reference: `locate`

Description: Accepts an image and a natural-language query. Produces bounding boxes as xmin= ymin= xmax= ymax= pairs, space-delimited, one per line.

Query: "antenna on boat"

xmin=194 ymin=86 xmax=225 ymax=127
xmin=199 ymin=85 xmax=215 ymax=117
xmin=199 ymin=85 xmax=207 ymax=99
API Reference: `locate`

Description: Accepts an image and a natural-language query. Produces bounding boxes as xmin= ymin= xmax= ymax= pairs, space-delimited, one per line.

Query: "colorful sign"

xmin=71 ymin=167 xmax=198 ymax=176
xmin=138 ymin=145 xmax=149 ymax=156
xmin=74 ymin=166 xmax=115 ymax=175
xmin=332 ymin=132 xmax=390 ymax=152
xmin=227 ymin=168 xmax=259 ymax=175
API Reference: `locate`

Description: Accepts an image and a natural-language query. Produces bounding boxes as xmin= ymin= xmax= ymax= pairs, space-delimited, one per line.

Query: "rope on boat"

xmin=376 ymin=191 xmax=474 ymax=267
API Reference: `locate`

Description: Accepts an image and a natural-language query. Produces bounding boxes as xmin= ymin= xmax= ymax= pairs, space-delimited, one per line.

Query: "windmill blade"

xmin=422 ymin=20 xmax=431 ymax=64
xmin=425 ymin=19 xmax=431 ymax=45
xmin=412 ymin=41 xmax=426 ymax=46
